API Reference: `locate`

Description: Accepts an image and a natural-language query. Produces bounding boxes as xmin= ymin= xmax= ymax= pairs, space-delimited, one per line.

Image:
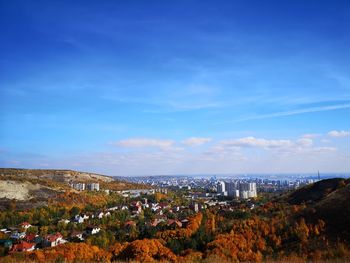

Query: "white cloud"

xmin=301 ymin=133 xmax=320 ymax=139
xmin=312 ymin=147 xmax=337 ymax=153
xmin=220 ymin=136 xmax=293 ymax=148
xmin=216 ymin=136 xmax=327 ymax=156
xmin=328 ymin=130 xmax=350 ymax=138
xmin=296 ymin=138 xmax=313 ymax=147
xmin=181 ymin=137 xmax=211 ymax=146
xmin=116 ymin=138 xmax=175 ymax=149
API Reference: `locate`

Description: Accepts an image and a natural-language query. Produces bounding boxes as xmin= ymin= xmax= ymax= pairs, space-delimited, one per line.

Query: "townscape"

xmin=0 ymin=178 xmax=259 ymax=255
xmin=0 ymin=169 xmax=349 ymax=262
xmin=1 ymin=0 xmax=350 ymax=262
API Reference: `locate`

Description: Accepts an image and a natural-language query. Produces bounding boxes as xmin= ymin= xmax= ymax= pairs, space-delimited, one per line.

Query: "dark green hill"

xmin=287 ymin=178 xmax=348 ymax=205
xmin=286 ymin=178 xmax=350 ymax=242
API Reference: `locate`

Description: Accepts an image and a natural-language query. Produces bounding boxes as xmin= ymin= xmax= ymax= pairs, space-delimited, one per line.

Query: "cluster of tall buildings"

xmin=217 ymin=181 xmax=257 ymax=199
xmin=69 ymin=182 xmax=100 ymax=191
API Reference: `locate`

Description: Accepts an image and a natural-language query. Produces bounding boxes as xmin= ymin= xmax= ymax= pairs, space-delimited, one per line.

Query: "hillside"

xmin=286 ymin=178 xmax=348 ymax=204
xmin=0 ymin=168 xmax=149 ymax=211
xmin=285 ymin=178 xmax=350 ymax=242
xmin=0 ymin=168 xmax=114 ymax=183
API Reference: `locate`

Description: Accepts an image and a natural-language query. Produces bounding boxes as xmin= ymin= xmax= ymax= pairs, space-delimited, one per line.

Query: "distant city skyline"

xmin=1 ymin=1 xmax=350 ymax=175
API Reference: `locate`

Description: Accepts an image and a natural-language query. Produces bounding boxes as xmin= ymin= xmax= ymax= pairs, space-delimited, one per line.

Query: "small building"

xmin=167 ymin=219 xmax=182 ymax=229
xmin=85 ymin=226 xmax=100 ymax=235
xmin=107 ymin=206 xmax=119 ymax=211
xmin=20 ymin=222 xmax=32 ymax=230
xmin=74 ymin=215 xmax=85 ymax=224
xmin=43 ymin=233 xmax=64 ymax=247
xmin=98 ymin=212 xmax=104 ymax=219
xmin=58 ymin=219 xmax=70 ymax=224
xmin=70 ymin=231 xmax=84 ymax=241
xmin=24 ymin=234 xmax=41 ymax=244
xmin=10 ymin=241 xmax=35 ymax=252
xmin=10 ymin=232 xmax=26 ymax=240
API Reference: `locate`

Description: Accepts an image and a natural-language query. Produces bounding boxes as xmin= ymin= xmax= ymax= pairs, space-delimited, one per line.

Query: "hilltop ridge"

xmin=0 ymin=168 xmax=114 ymax=183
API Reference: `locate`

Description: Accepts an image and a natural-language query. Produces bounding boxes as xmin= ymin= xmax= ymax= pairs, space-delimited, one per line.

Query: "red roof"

xmin=150 ymin=219 xmax=159 ymax=227
xmin=46 ymin=233 xmax=63 ymax=242
xmin=21 ymin=222 xmax=31 ymax=227
xmin=25 ymin=234 xmax=37 ymax=242
xmin=11 ymin=241 xmax=35 ymax=252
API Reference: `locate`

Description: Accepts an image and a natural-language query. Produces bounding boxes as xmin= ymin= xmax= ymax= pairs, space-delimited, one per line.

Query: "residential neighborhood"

xmin=0 ymin=183 xmax=260 ymax=256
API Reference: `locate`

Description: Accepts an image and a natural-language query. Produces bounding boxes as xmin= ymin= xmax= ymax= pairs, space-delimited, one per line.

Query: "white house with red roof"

xmin=43 ymin=232 xmax=65 ymax=247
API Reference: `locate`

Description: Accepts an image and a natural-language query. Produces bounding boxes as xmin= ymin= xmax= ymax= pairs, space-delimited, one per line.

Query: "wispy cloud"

xmin=301 ymin=133 xmax=320 ymax=139
xmin=219 ymin=137 xmax=293 ymax=148
xmin=115 ymin=138 xmax=175 ymax=149
xmin=181 ymin=137 xmax=211 ymax=146
xmin=222 ymin=103 xmax=350 ymax=123
xmin=328 ymin=130 xmax=350 ymax=138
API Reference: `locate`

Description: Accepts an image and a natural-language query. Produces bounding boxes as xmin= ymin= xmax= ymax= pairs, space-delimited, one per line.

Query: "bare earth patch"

xmin=0 ymin=180 xmax=40 ymax=200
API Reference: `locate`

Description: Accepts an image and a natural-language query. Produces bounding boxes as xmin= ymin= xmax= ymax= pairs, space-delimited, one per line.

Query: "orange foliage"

xmin=178 ymin=249 xmax=203 ymax=262
xmin=112 ymin=239 xmax=177 ymax=262
xmin=155 ymin=192 xmax=167 ymax=202
xmin=50 ymin=191 xmax=110 ymax=209
xmin=26 ymin=243 xmax=111 ymax=262
xmin=156 ymin=212 xmax=203 ymax=242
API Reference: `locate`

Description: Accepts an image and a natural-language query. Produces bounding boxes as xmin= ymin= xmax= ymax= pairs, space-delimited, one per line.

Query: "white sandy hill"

xmin=0 ymin=180 xmax=41 ymax=200
xmin=0 ymin=169 xmax=115 ymax=183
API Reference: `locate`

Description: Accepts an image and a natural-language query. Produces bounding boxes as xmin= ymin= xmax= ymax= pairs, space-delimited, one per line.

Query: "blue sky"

xmin=1 ymin=0 xmax=350 ymax=175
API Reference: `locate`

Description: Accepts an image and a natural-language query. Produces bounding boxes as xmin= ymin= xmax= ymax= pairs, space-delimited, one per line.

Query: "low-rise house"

xmin=43 ymin=233 xmax=65 ymax=247
xmin=58 ymin=219 xmax=70 ymax=224
xmin=70 ymin=231 xmax=84 ymax=241
xmin=167 ymin=219 xmax=182 ymax=229
xmin=24 ymin=234 xmax=41 ymax=244
xmin=107 ymin=206 xmax=119 ymax=211
xmin=10 ymin=232 xmax=26 ymax=240
xmin=82 ymin=214 xmax=90 ymax=220
xmin=73 ymin=215 xmax=87 ymax=224
xmin=98 ymin=212 xmax=104 ymax=219
xmin=20 ymin=222 xmax=32 ymax=230
xmin=1 ymin=229 xmax=11 ymax=235
xmin=85 ymin=226 xmax=100 ymax=235
xmin=10 ymin=241 xmax=35 ymax=252
xmin=74 ymin=215 xmax=84 ymax=224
